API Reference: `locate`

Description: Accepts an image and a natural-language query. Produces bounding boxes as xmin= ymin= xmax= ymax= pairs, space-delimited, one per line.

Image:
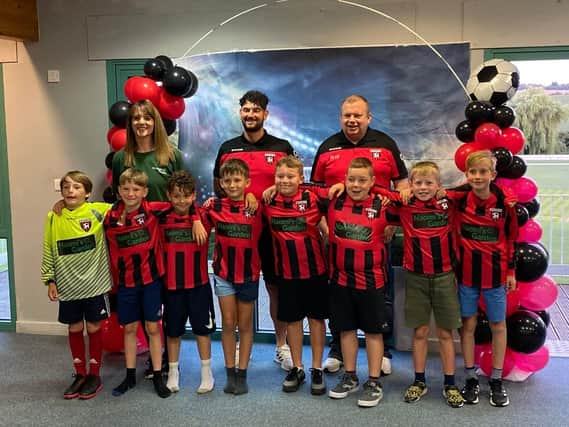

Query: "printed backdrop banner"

xmin=178 ymin=43 xmax=470 ymax=201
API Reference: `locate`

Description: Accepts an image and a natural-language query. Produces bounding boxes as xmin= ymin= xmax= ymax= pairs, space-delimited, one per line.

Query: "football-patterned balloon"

xmin=466 ymin=59 xmax=520 ymax=106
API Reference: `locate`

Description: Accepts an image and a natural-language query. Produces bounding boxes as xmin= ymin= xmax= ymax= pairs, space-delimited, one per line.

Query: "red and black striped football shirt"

xmin=203 ymin=198 xmax=263 ymax=285
xmin=453 ymin=183 xmax=518 ymax=289
xmin=262 ymin=190 xmax=328 ymax=280
xmin=327 ymin=193 xmax=394 ymax=290
xmin=158 ymin=205 xmax=211 ymax=290
xmin=104 ymin=200 xmax=167 ymax=288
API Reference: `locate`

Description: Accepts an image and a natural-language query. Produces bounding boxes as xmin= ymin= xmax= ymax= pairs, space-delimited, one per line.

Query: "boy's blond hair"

xmin=276 ymin=155 xmax=303 ymax=176
xmin=348 ymin=157 xmax=374 ymax=178
xmin=466 ymin=150 xmax=497 ymax=171
xmin=119 ymin=168 xmax=148 ymax=187
xmin=60 ymin=171 xmax=93 ymax=194
xmin=410 ymin=161 xmax=441 ymax=181
xmin=220 ymin=159 xmax=250 ymax=179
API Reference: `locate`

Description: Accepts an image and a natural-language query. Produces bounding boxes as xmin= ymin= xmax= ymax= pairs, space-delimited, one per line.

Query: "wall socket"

xmin=53 ymin=178 xmax=61 ymax=192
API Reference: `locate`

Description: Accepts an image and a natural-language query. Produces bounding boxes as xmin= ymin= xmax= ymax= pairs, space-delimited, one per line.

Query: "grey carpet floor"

xmin=1 ymin=331 xmax=566 ymax=427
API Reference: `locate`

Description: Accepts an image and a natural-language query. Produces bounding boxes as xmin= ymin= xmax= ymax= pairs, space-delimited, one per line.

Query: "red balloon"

xmin=105 ymin=169 xmax=113 ymax=186
xmin=480 ymin=348 xmax=515 ymax=377
xmin=106 ymin=126 xmax=121 ymax=145
xmin=110 ymin=128 xmax=127 ymax=152
xmin=499 ymin=127 xmax=525 ymax=154
xmin=127 ymin=77 xmax=160 ymax=106
xmin=454 ymin=142 xmax=484 ymax=172
xmin=475 ymin=123 xmax=502 ymax=149
xmin=101 ymin=313 xmax=124 ymax=353
xmin=506 ymin=288 xmax=521 ymax=317
xmin=158 ymin=90 xmax=186 ymax=120
xmin=474 ymin=343 xmax=491 ymax=365
xmin=517 ymin=219 xmax=543 ymax=243
xmin=510 ymin=176 xmax=538 ymax=203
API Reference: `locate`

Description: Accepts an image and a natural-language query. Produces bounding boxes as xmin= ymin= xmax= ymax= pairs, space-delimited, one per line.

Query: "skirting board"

xmin=16 ymin=321 xmax=68 ymax=335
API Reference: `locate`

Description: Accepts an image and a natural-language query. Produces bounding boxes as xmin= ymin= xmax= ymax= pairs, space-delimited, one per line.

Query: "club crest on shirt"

xmin=296 ymin=200 xmax=307 ymax=212
xmin=79 ymin=219 xmax=92 ymax=232
xmin=264 ymin=153 xmax=275 ymax=164
xmin=437 ymin=198 xmax=449 ymax=210
xmin=365 ymin=207 xmax=378 ymax=219
xmin=133 ymin=213 xmax=146 ymax=225
xmin=370 ymin=149 xmax=381 ymax=160
xmin=244 ymin=209 xmax=252 ymax=219
xmin=489 ymin=208 xmax=503 ymax=221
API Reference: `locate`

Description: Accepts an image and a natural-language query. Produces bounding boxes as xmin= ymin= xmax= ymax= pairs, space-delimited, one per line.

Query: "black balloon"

xmin=183 ymin=70 xmax=199 ymax=98
xmin=492 ymin=147 xmax=513 ymax=172
xmin=515 ymin=242 xmax=549 ymax=282
xmin=108 ymin=101 xmax=130 ymax=128
xmin=104 ymin=151 xmax=115 ymax=170
xmin=163 ymin=119 xmax=177 ymax=136
xmin=102 ymin=186 xmax=117 ymax=204
xmin=493 ymin=106 xmax=516 ymax=128
xmin=144 ymin=58 xmax=167 ymax=81
xmin=474 ymin=311 xmax=492 ymax=345
xmin=514 ymin=203 xmax=529 ymax=227
xmin=455 ymin=120 xmax=475 ymax=142
xmin=523 ymin=198 xmax=540 ymax=218
xmin=507 ymin=310 xmax=547 ymax=354
xmin=465 ymin=101 xmax=494 ymax=125
xmin=499 ymin=155 xmax=527 ymax=179
xmin=163 ymin=66 xmax=192 ymax=97
xmin=155 ymin=55 xmax=174 ymax=71
xmin=533 ymin=310 xmax=551 ymax=328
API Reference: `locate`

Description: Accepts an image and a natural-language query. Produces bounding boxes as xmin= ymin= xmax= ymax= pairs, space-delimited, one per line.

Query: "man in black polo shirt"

xmin=214 ymin=90 xmax=295 ymax=371
xmin=311 ymin=94 xmax=409 ymax=375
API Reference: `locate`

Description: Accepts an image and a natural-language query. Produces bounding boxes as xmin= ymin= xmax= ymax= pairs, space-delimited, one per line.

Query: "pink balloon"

xmin=517 ymin=219 xmax=543 ymax=243
xmin=499 ymin=127 xmax=525 ymax=154
xmin=495 ymin=177 xmax=513 ymax=189
xmin=474 ymin=343 xmax=491 ymax=366
xmin=518 ymin=274 xmax=559 ymax=311
xmin=480 ymin=348 xmax=515 ymax=377
xmin=475 ymin=123 xmax=502 ymax=149
xmin=158 ymin=90 xmax=186 ymax=120
xmin=127 ymin=77 xmax=160 ymax=106
xmin=512 ymin=345 xmax=549 ymax=372
xmin=510 ymin=176 xmax=538 ymax=203
xmin=136 ymin=323 xmax=149 ymax=355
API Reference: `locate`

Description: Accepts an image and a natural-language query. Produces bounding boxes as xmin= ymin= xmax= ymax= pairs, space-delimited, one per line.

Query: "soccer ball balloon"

xmin=466 ymin=59 xmax=520 ymax=106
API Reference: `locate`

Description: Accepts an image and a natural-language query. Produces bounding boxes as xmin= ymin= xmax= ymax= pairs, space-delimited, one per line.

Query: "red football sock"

xmin=68 ymin=331 xmax=87 ymax=376
xmin=88 ymin=329 xmax=103 ymax=376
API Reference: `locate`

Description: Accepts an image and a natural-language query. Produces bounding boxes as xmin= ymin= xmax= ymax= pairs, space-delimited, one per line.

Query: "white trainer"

xmin=323 ymin=356 xmax=343 ymax=373
xmin=381 ymin=356 xmax=392 ymax=376
xmin=274 ymin=344 xmax=293 ymax=371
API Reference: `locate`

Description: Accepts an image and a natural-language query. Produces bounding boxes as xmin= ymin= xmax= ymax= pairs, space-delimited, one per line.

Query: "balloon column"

xmin=456 ymin=59 xmax=558 ymax=381
xmin=102 ymin=54 xmax=199 ymax=204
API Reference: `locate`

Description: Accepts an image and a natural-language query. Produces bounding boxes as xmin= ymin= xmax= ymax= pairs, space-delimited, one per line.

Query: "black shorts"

xmin=277 ymin=275 xmax=329 ymax=322
xmin=165 ymin=284 xmax=216 ymax=337
xmin=58 ymin=293 xmax=110 ymax=325
xmin=259 ymin=226 xmax=276 ymax=284
xmin=329 ymin=283 xmax=388 ymax=334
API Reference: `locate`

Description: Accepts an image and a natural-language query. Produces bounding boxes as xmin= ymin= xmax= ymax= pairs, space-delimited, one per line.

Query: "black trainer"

xmin=79 ymin=374 xmax=102 ymax=400
xmin=461 ymin=377 xmax=480 ymax=404
xmin=310 ymin=368 xmax=326 ymax=395
xmin=489 ymin=379 xmax=509 ymax=407
xmin=63 ymin=374 xmax=85 ymax=399
xmin=282 ymin=367 xmax=306 ymax=392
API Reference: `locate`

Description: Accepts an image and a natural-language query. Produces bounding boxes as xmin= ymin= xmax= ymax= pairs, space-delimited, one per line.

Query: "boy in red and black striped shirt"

xmin=104 ymin=169 xmax=171 ymax=398
xmin=454 ymin=150 xmax=518 ymax=408
xmin=262 ymin=156 xmax=329 ymax=395
xmin=327 ymin=158 xmax=395 ymax=408
xmin=159 ymin=171 xmax=215 ymax=395
xmin=379 ymin=162 xmax=463 ymax=408
xmin=203 ymin=159 xmax=263 ymax=395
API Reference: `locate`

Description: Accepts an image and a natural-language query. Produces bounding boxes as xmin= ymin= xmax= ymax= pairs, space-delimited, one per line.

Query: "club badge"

xmin=265 ymin=153 xmax=275 ymax=164
xmin=365 ymin=207 xmax=378 ymax=219
xmin=371 ymin=149 xmax=381 ymax=160
xmin=296 ymin=200 xmax=307 ymax=212
xmin=490 ymin=208 xmax=503 ymax=221
xmin=79 ymin=219 xmax=92 ymax=232
xmin=134 ymin=213 xmax=146 ymax=225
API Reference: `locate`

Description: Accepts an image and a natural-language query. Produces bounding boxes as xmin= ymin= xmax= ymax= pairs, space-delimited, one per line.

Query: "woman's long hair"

xmin=124 ymin=100 xmax=175 ymax=167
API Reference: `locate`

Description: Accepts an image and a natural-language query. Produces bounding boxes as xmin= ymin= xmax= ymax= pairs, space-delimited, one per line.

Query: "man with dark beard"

xmin=213 ymin=90 xmax=296 ymax=371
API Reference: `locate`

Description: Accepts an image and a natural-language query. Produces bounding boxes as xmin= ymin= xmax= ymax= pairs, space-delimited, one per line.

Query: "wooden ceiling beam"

xmin=0 ymin=0 xmax=38 ymax=42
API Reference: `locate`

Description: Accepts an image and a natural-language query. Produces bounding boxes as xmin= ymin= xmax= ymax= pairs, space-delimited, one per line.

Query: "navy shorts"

xmin=117 ymin=280 xmax=163 ymax=325
xmin=277 ymin=275 xmax=329 ymax=322
xmin=329 ymin=283 xmax=388 ymax=334
xmin=214 ymin=275 xmax=259 ymax=302
xmin=58 ymin=293 xmax=110 ymax=324
xmin=165 ymin=284 xmax=216 ymax=337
